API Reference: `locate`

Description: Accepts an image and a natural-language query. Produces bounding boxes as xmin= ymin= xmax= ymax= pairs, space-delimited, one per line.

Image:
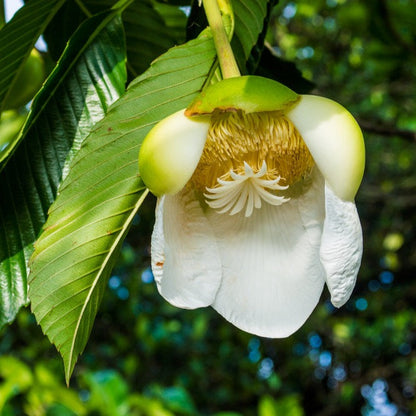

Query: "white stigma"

xmin=204 ymin=161 xmax=290 ymax=217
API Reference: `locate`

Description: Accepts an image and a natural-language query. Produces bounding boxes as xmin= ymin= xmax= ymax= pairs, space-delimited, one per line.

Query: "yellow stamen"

xmin=191 ymin=110 xmax=315 ymax=193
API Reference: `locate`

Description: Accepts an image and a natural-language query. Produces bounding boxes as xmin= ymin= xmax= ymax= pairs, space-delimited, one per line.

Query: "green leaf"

xmin=0 ymin=13 xmax=127 ymax=327
xmin=0 ymin=0 xmax=66 ymax=112
xmin=29 ymin=31 xmax=217 ymax=383
xmin=44 ymin=0 xmax=178 ymax=78
xmin=122 ymin=0 xmax=179 ymax=76
xmin=43 ymin=0 xmax=88 ymax=61
xmin=231 ymin=0 xmax=268 ymax=69
xmin=152 ymin=2 xmax=187 ymax=44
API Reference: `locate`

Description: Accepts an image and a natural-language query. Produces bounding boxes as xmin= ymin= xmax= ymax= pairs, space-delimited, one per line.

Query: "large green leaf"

xmin=29 ymin=30 xmax=217 ymax=384
xmin=0 ymin=13 xmax=127 ymax=327
xmin=28 ymin=0 xmax=270 ymax=382
xmin=152 ymin=1 xmax=187 ymax=44
xmin=121 ymin=0 xmax=179 ymax=76
xmin=44 ymin=0 xmax=180 ymax=77
xmin=0 ymin=0 xmax=66 ymax=112
xmin=231 ymin=0 xmax=268 ymax=69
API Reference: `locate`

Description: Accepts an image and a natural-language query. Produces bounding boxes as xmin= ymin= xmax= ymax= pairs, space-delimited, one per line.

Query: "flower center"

xmin=190 ymin=110 xmax=314 ymax=216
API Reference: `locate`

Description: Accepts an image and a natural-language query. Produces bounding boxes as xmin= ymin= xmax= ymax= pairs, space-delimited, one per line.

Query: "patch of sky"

xmin=308 ymin=332 xmax=322 ymax=349
xmin=5 ymin=0 xmax=47 ymax=51
xmin=319 ymin=351 xmax=332 ymax=368
xmin=361 ymin=379 xmax=398 ymax=416
xmin=333 ymin=365 xmax=347 ymax=382
xmin=248 ymin=337 xmax=261 ymax=363
xmin=282 ymin=3 xmax=297 ymax=19
xmin=108 ymin=275 xmax=121 ymax=290
xmin=179 ymin=6 xmax=191 ymax=17
xmin=5 ymin=0 xmax=23 ymax=21
xmin=117 ymin=287 xmax=129 ymax=300
xmin=355 ymin=297 xmax=368 ymax=311
xmin=379 ymin=271 xmax=394 ymax=285
xmin=296 ymin=46 xmax=315 ymax=60
xmin=258 ymin=358 xmax=274 ymax=380
xmin=141 ymin=267 xmax=154 ymax=284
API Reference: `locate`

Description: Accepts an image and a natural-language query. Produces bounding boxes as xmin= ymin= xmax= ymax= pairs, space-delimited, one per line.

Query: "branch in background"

xmin=358 ymin=119 xmax=416 ymax=143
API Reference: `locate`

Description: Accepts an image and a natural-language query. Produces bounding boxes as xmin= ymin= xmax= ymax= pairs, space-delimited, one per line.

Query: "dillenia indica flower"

xmin=138 ymin=75 xmax=365 ymax=338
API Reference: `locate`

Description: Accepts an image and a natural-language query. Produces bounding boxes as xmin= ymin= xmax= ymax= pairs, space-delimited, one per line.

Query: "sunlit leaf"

xmin=0 ymin=0 xmax=66 ymax=112
xmin=0 ymin=13 xmax=127 ymax=327
xmin=44 ymin=0 xmax=180 ymax=77
xmin=29 ymin=31 xmax=217 ymax=383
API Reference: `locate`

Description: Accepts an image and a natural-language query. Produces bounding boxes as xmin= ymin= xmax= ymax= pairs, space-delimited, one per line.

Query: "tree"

xmin=0 ymin=0 xmax=415 ymax=415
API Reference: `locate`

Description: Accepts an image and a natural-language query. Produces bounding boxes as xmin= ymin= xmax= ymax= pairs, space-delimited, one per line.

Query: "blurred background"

xmin=1 ymin=0 xmax=416 ymax=414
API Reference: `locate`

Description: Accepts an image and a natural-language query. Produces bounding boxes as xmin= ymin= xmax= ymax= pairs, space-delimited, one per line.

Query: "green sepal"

xmin=186 ymin=75 xmax=299 ymax=116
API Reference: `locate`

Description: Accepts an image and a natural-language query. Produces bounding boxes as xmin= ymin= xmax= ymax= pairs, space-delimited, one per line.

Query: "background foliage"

xmin=0 ymin=0 xmax=415 ymax=415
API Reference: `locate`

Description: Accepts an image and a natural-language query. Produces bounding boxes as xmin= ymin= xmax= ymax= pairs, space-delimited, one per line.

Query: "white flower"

xmin=139 ymin=76 xmax=365 ymax=338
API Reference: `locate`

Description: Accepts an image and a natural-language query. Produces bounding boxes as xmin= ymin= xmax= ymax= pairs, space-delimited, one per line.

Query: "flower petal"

xmin=286 ymin=95 xmax=365 ymax=202
xmin=320 ymin=185 xmax=363 ymax=307
xmin=151 ymin=189 xmax=222 ymax=309
xmin=208 ymin=172 xmax=326 ymax=338
xmin=138 ymin=109 xmax=210 ymax=196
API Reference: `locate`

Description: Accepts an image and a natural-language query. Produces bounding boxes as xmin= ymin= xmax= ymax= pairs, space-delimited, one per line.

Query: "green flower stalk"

xmin=138 ymin=75 xmax=365 ymax=337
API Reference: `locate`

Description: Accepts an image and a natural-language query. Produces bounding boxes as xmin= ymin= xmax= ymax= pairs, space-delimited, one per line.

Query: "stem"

xmin=203 ymin=0 xmax=240 ymax=79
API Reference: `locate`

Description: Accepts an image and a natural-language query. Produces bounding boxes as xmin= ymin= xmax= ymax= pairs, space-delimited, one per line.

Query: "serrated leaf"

xmin=29 ymin=31 xmax=217 ymax=383
xmin=122 ymin=0 xmax=178 ymax=76
xmin=152 ymin=2 xmax=187 ymax=44
xmin=44 ymin=0 xmax=179 ymax=77
xmin=231 ymin=0 xmax=268 ymax=68
xmin=0 ymin=13 xmax=127 ymax=327
xmin=0 ymin=0 xmax=66 ymax=112
xmin=43 ymin=0 xmax=88 ymax=61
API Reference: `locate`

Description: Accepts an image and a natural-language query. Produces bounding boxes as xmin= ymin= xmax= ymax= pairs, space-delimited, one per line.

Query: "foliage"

xmin=1 ymin=0 xmax=416 ymax=414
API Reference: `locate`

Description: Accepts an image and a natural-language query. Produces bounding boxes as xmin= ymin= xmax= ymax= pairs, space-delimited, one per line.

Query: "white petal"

xmin=208 ymin=172 xmax=326 ymax=338
xmin=320 ymin=185 xmax=363 ymax=307
xmin=286 ymin=95 xmax=365 ymax=202
xmin=138 ymin=109 xmax=210 ymax=196
xmin=151 ymin=189 xmax=222 ymax=309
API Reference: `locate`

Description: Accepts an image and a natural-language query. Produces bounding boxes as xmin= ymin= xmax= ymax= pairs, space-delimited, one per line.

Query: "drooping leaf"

xmin=0 ymin=0 xmax=66 ymax=112
xmin=44 ymin=0 xmax=180 ymax=77
xmin=122 ymin=0 xmax=178 ymax=76
xmin=152 ymin=1 xmax=188 ymax=44
xmin=231 ymin=0 xmax=268 ymax=70
xmin=29 ymin=30 xmax=217 ymax=383
xmin=28 ymin=0 xmax=275 ymax=382
xmin=0 ymin=13 xmax=127 ymax=327
xmin=245 ymin=0 xmax=279 ymax=74
xmin=42 ymin=0 xmax=88 ymax=61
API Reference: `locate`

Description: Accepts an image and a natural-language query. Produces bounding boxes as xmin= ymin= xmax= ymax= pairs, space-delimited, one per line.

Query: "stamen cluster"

xmin=190 ymin=110 xmax=315 ymax=216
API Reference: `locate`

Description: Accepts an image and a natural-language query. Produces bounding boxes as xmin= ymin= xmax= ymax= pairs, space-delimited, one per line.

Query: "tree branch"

xmin=358 ymin=119 xmax=416 ymax=143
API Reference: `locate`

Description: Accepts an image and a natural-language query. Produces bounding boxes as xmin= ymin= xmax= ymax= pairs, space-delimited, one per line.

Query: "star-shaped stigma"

xmin=204 ymin=161 xmax=289 ymax=217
